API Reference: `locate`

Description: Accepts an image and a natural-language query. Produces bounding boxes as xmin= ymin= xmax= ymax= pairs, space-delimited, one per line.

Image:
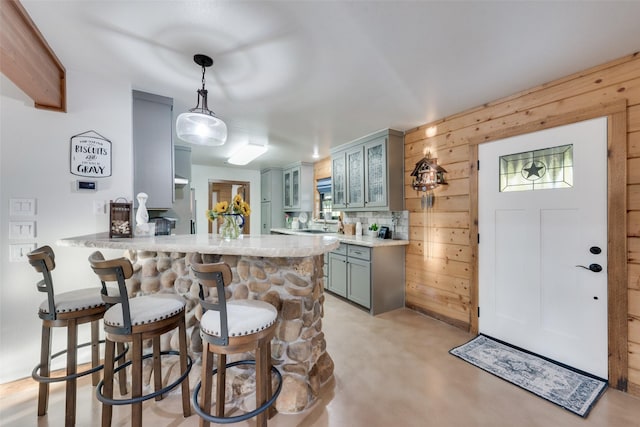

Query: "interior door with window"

xmin=478 ymin=117 xmax=608 ymax=379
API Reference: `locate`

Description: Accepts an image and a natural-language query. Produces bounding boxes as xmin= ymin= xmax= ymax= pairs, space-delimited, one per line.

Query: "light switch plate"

xmin=9 ymin=243 xmax=36 ymax=262
xmin=9 ymin=221 xmax=36 ymax=239
xmin=9 ymin=198 xmax=36 ymax=216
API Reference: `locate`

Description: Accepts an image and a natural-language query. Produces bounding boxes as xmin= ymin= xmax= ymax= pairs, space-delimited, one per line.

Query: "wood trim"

xmin=468 ymin=99 xmax=628 ymax=146
xmin=468 ymin=147 xmax=479 ymax=334
xmin=468 ymin=101 xmax=628 ymax=390
xmin=627 ymin=381 xmax=640 ymax=398
xmin=608 ymin=108 xmax=629 ymax=390
xmin=405 ymin=302 xmax=470 ymax=331
xmin=0 ymin=0 xmax=66 ymax=111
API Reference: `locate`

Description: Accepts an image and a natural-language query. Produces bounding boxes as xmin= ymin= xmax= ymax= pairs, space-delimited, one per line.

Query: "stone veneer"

xmin=120 ymin=249 xmax=334 ymax=414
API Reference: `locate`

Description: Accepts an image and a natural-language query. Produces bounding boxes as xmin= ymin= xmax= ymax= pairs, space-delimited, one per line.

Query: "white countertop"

xmin=57 ymin=232 xmax=340 ymax=257
xmin=270 ymin=228 xmax=409 ymax=247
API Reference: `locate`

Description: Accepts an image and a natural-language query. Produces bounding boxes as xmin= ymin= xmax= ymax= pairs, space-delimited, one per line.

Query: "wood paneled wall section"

xmin=403 ymin=52 xmax=640 ymax=394
xmin=313 ymin=157 xmax=331 ymax=219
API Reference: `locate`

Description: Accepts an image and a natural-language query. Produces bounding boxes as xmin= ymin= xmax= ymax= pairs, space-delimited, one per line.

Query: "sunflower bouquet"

xmin=206 ymin=194 xmax=251 ymax=239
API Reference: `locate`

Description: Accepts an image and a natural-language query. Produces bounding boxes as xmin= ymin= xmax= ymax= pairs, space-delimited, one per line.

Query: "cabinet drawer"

xmin=347 ymin=245 xmax=371 ymax=261
xmin=332 ymin=243 xmax=348 ymax=255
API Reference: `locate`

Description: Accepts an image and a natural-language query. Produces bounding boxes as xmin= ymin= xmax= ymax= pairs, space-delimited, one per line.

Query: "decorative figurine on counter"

xmin=135 ymin=192 xmax=154 ymax=236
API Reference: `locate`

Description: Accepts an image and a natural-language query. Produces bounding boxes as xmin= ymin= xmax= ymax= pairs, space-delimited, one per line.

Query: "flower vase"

xmin=220 ymin=214 xmax=244 ymax=240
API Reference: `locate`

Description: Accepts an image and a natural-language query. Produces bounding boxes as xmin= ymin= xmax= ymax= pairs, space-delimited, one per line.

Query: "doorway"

xmin=208 ymin=180 xmax=251 ymax=234
xmin=469 ymin=100 xmax=628 ymax=390
xmin=478 ymin=117 xmax=608 ymax=378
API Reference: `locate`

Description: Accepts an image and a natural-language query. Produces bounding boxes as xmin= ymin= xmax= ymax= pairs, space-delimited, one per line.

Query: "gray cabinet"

xmin=133 ymin=90 xmax=174 ymax=209
xmin=174 ymin=145 xmax=191 ymax=184
xmin=283 ymin=162 xmax=313 ymax=212
xmin=346 ymin=246 xmax=371 ymax=308
xmin=261 ymin=168 xmax=283 ymax=234
xmin=328 ymin=244 xmax=348 ymax=298
xmin=326 ymin=242 xmax=404 ymax=315
xmin=332 ymin=155 xmax=347 ymax=209
xmin=330 ymin=129 xmax=404 ymax=212
xmin=172 ymin=146 xmax=193 ymax=235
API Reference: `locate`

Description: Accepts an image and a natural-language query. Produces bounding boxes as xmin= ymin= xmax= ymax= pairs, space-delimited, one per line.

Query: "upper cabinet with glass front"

xmin=283 ymin=162 xmax=313 ymax=212
xmin=331 ymin=129 xmax=404 ymax=212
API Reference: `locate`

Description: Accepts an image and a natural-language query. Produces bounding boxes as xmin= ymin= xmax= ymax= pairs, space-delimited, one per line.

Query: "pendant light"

xmin=176 ymin=54 xmax=227 ymax=146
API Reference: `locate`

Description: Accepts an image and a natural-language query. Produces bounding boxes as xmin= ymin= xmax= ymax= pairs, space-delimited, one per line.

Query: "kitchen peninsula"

xmin=57 ymin=232 xmax=339 ymax=414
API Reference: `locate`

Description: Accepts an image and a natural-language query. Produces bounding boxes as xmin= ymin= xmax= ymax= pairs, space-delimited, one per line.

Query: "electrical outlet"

xmin=93 ymin=200 xmax=105 ymax=215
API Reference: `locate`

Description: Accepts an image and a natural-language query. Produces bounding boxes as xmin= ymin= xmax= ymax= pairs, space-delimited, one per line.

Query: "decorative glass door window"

xmin=499 ymin=144 xmax=573 ymax=192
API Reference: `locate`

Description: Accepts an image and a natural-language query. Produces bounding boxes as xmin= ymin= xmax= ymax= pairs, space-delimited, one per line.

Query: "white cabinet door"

xmin=261 ymin=170 xmax=271 ymax=202
xmin=260 ymin=202 xmax=271 ymax=234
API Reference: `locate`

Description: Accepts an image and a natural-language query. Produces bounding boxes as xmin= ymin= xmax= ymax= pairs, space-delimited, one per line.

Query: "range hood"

xmin=317 ymin=177 xmax=331 ymax=194
xmin=174 ymin=175 xmax=189 ymax=186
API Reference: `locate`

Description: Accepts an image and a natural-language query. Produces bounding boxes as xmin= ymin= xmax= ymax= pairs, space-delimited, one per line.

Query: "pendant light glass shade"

xmin=176 ymin=108 xmax=227 ymax=146
xmin=176 ymin=54 xmax=227 ymax=146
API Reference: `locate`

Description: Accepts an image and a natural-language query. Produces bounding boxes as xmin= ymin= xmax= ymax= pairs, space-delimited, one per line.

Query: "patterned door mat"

xmin=449 ymin=335 xmax=607 ymax=417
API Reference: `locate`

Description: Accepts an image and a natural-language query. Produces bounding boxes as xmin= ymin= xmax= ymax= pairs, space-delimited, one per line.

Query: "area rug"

xmin=449 ymin=335 xmax=607 ymax=417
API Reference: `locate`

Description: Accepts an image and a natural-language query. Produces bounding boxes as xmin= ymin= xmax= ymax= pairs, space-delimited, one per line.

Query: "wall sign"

xmin=70 ymin=130 xmax=112 ymax=177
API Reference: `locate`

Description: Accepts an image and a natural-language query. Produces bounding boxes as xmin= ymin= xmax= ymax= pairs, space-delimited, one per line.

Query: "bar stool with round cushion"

xmin=28 ymin=245 xmax=109 ymax=426
xmin=191 ymin=260 xmax=282 ymax=427
xmin=88 ymin=251 xmax=192 ymax=427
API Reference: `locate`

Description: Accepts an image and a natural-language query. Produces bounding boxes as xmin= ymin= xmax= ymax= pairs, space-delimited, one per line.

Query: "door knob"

xmin=589 ymin=246 xmax=602 ymax=255
xmin=576 ymin=263 xmax=603 ymax=273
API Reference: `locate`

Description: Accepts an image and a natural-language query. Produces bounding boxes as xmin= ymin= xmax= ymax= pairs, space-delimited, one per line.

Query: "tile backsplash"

xmin=342 ymin=210 xmax=408 ymax=240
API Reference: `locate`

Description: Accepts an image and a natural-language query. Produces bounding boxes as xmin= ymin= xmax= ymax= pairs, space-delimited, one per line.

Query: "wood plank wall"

xmin=403 ymin=52 xmax=640 ymax=395
xmin=313 ymin=157 xmax=331 ymax=219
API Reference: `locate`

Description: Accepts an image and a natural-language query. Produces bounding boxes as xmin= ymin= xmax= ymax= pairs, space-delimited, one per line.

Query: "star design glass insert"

xmin=499 ymin=144 xmax=573 ymax=192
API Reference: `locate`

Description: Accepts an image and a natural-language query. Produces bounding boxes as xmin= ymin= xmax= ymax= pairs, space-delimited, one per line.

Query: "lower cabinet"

xmin=328 ymin=245 xmax=348 ymax=298
xmin=347 ymin=257 xmax=371 ymax=308
xmin=326 ymin=242 xmax=404 ymax=314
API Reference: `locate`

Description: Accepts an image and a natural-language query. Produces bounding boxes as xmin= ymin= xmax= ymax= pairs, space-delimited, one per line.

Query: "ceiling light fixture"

xmin=176 ymin=54 xmax=227 ymax=146
xmin=227 ymin=142 xmax=268 ymax=166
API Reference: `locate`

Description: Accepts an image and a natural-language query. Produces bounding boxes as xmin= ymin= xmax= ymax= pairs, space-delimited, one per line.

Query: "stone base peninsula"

xmin=57 ymin=232 xmax=340 ymax=414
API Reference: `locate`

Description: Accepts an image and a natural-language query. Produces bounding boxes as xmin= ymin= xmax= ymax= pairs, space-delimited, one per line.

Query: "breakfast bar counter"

xmin=57 ymin=232 xmax=340 ymax=414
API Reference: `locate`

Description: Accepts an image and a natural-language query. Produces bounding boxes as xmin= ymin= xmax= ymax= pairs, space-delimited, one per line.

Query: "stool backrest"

xmin=27 ymin=245 xmax=57 ymax=320
xmin=191 ymin=261 xmax=233 ymax=346
xmin=88 ymin=251 xmax=134 ymax=334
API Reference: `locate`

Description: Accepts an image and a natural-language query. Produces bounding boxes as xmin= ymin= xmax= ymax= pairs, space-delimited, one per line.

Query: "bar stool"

xmin=28 ymin=245 xmax=108 ymax=426
xmin=191 ymin=260 xmax=282 ymax=427
xmin=88 ymin=251 xmax=192 ymax=427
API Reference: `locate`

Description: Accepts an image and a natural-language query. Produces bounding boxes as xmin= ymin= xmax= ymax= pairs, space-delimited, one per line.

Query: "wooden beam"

xmin=0 ymin=0 xmax=66 ymax=111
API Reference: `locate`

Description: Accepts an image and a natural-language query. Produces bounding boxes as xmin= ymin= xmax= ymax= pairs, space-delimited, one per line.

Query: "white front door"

xmin=478 ymin=117 xmax=608 ymax=379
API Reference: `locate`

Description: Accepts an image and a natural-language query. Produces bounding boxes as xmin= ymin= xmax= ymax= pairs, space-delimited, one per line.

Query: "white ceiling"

xmin=19 ymin=0 xmax=640 ymax=170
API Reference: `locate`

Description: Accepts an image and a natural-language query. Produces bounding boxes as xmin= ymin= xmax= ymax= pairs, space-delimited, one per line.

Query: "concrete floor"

xmin=1 ymin=293 xmax=639 ymax=426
